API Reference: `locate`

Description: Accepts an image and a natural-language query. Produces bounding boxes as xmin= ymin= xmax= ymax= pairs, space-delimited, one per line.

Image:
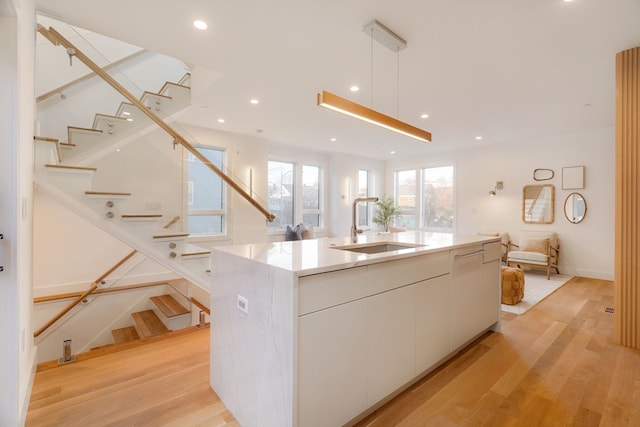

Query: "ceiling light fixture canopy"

xmin=316 ymin=19 xmax=431 ymax=143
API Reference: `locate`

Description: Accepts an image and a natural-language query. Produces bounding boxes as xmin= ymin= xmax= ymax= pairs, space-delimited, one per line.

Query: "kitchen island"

xmin=209 ymin=232 xmax=501 ymax=427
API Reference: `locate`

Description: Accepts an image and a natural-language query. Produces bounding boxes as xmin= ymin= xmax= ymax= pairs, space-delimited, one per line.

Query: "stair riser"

xmin=151 ymin=307 xmax=191 ymax=331
xmin=42 ymin=169 xmax=95 ymax=196
xmin=34 ymin=141 xmax=59 ymax=168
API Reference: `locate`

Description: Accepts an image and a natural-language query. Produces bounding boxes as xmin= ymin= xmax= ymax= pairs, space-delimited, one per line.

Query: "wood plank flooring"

xmin=26 ymin=327 xmax=238 ymax=427
xmin=26 ymin=277 xmax=640 ymax=426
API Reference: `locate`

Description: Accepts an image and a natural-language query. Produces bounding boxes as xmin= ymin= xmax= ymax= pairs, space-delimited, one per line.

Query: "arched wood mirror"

xmin=564 ymin=192 xmax=587 ymax=224
xmin=522 ymin=184 xmax=555 ymax=224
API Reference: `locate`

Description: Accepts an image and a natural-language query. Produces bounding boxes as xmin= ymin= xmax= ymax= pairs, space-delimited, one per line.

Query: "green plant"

xmin=372 ymin=196 xmax=402 ymax=232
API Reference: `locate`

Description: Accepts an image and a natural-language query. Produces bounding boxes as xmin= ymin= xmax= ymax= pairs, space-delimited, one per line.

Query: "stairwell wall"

xmin=0 ymin=0 xmax=37 ymax=425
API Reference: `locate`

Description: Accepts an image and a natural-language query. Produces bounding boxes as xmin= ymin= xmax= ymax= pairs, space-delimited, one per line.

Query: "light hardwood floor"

xmin=26 ymin=277 xmax=640 ymax=426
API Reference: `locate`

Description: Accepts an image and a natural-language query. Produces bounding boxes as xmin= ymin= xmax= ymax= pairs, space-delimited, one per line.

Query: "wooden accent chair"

xmin=507 ymin=230 xmax=560 ymax=279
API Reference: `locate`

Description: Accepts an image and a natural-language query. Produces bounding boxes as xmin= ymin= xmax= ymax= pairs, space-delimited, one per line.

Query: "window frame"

xmin=267 ymin=159 xmax=325 ymax=232
xmin=184 ymin=144 xmax=228 ymax=239
xmin=358 ymin=169 xmax=372 ymax=228
xmin=392 ymin=164 xmax=455 ymax=233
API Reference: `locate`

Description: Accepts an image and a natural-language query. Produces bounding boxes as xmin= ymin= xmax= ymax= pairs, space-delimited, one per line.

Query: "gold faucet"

xmin=351 ymin=197 xmax=379 ymax=243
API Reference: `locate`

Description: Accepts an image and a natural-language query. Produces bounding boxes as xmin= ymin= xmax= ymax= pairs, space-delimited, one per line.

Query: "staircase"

xmin=112 ymin=294 xmax=191 ymax=345
xmin=34 ymin=70 xmax=214 ymax=292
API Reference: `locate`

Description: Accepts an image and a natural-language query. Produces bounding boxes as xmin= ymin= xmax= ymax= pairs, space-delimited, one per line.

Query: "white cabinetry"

xmin=297 ymin=252 xmax=452 ymax=426
xmin=298 ymin=299 xmax=368 ymax=427
xmin=450 ymin=241 xmax=501 ymax=350
xmin=367 ymin=284 xmax=415 ymax=405
xmin=415 ymin=274 xmax=451 ymax=374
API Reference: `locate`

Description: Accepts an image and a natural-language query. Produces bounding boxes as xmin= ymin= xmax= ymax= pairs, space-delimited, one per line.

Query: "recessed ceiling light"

xmin=350 ymin=86 xmax=360 ymax=92
xmin=217 ymin=118 xmax=225 ymax=123
xmin=420 ymin=113 xmax=429 ymax=119
xmin=563 ymin=0 xmax=573 ymax=2
xmin=193 ymin=20 xmax=208 ymax=30
xmin=475 ymin=136 xmax=483 ymax=140
xmin=122 ymin=111 xmax=131 ymax=116
xmin=125 ymin=118 xmax=133 ymax=122
xmin=250 ymin=99 xmax=259 ymax=105
xmin=390 ymin=150 xmax=396 ymax=155
xmin=330 ymin=137 xmax=337 ymax=142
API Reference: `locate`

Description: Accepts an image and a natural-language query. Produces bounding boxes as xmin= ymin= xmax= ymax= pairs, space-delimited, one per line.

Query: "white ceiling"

xmin=35 ymin=0 xmax=640 ymax=160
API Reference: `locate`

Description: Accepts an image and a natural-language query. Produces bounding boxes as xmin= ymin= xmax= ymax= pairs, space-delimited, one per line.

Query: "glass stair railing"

xmin=34 ymin=17 xmax=274 ymax=295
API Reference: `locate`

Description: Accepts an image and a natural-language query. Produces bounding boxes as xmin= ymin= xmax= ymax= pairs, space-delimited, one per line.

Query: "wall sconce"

xmin=489 ymin=181 xmax=504 ymax=196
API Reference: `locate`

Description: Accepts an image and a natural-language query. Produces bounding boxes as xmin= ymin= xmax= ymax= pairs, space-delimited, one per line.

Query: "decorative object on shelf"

xmin=489 ymin=181 xmax=504 ymax=196
xmin=564 ymin=192 xmax=587 ymax=224
xmin=372 ymin=195 xmax=402 ymax=232
xmin=316 ymin=20 xmax=431 ymax=143
xmin=562 ymin=166 xmax=585 ymax=189
xmin=522 ymin=184 xmax=555 ymax=224
xmin=533 ymin=168 xmax=554 ymax=181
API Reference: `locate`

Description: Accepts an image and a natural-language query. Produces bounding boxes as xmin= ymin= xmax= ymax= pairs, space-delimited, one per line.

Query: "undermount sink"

xmin=331 ymin=241 xmax=426 ymax=254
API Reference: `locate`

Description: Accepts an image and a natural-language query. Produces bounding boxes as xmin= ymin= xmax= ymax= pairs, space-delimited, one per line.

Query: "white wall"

xmin=0 ymin=0 xmax=36 ymax=425
xmin=328 ymin=153 xmax=385 ymax=238
xmin=181 ymin=124 xmax=270 ymax=247
xmin=386 ymin=126 xmax=615 ymax=280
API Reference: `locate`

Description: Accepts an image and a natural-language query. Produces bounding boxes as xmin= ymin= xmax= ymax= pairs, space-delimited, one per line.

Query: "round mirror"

xmin=564 ymin=192 xmax=587 ymax=224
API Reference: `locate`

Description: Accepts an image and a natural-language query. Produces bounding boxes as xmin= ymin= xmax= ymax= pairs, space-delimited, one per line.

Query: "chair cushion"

xmin=520 ymin=238 xmax=549 ymax=254
xmin=519 ymin=230 xmax=557 ymax=249
xmin=508 ymin=250 xmax=548 ymax=264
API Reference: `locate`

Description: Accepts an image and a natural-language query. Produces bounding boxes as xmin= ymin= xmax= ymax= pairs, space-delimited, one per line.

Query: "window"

xmin=187 ymin=146 xmax=225 ymax=235
xmin=358 ymin=169 xmax=370 ymax=227
xmin=395 ymin=169 xmax=417 ymax=228
xmin=393 ymin=165 xmax=454 ymax=232
xmin=267 ymin=161 xmax=294 ymax=228
xmin=302 ymin=165 xmax=321 ymax=227
xmin=268 ymin=160 xmax=323 ymax=229
xmin=422 ymin=166 xmax=454 ymax=232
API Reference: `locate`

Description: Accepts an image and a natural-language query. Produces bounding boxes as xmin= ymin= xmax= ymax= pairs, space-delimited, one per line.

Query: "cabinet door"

xmin=298 ymin=299 xmax=367 ymax=427
xmin=367 ymin=285 xmax=415 ymax=406
xmin=415 ymin=274 xmax=451 ymax=374
xmin=450 ymin=248 xmax=500 ymax=350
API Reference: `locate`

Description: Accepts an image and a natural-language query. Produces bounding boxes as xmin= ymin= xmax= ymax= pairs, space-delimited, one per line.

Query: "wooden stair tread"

xmin=132 ymin=310 xmax=169 ymax=338
xmin=182 ymin=250 xmax=211 ymax=257
xmin=150 ymin=295 xmax=190 ymax=317
xmin=121 ymin=214 xmax=162 ymax=218
xmin=112 ymin=326 xmax=140 ymax=344
xmin=45 ymin=164 xmax=97 ymax=172
xmin=94 ymin=113 xmax=129 ymax=121
xmin=141 ymin=90 xmax=171 ymax=100
xmin=153 ymin=232 xmax=190 ymax=239
xmin=85 ymin=191 xmax=132 ymax=196
xmin=34 ymin=136 xmax=59 ymax=142
xmin=67 ymin=126 xmax=102 ymax=134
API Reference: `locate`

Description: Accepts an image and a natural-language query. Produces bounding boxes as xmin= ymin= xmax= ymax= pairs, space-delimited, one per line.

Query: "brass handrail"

xmin=41 ymin=26 xmax=275 ymax=222
xmin=34 ymin=250 xmax=138 ymax=338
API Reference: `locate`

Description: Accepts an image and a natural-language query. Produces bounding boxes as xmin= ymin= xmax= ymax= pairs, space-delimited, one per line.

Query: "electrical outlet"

xmin=237 ymin=295 xmax=249 ymax=314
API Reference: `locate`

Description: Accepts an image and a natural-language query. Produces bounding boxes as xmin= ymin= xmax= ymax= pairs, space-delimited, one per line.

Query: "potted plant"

xmin=373 ymin=196 xmax=402 ymax=232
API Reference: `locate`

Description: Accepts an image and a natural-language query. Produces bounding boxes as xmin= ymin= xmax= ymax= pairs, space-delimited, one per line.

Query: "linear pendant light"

xmin=317 ymin=90 xmax=432 ymax=142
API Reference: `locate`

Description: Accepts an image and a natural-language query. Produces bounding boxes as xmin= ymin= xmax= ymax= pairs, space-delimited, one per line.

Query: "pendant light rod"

xmin=317 ymin=91 xmax=431 ymax=143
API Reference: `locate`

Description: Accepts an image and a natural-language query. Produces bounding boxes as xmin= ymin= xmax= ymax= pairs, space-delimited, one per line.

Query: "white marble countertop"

xmin=211 ymin=231 xmax=500 ymax=277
